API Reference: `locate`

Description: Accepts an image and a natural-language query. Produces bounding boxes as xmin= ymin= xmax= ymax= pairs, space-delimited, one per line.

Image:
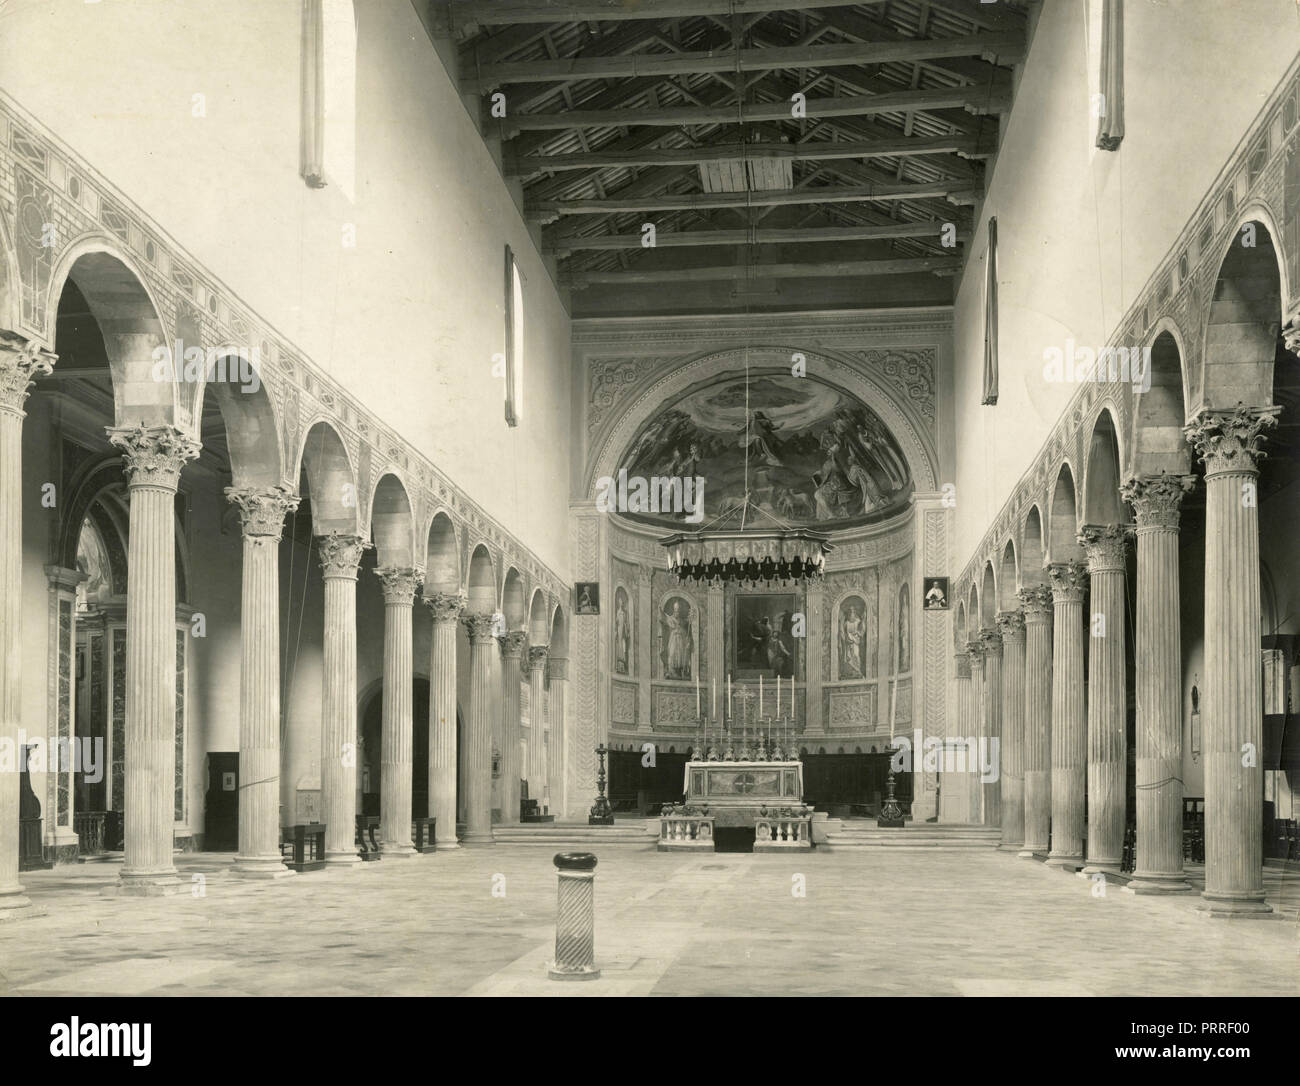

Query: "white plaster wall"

xmin=950 ymin=0 xmax=1300 ymax=574
xmin=0 ymin=0 xmax=573 ymax=575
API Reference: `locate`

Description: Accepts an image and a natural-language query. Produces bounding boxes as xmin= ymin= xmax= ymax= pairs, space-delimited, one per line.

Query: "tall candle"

xmin=728 ymin=673 xmax=732 ymax=717
xmin=759 ymin=675 xmax=763 ymax=717
xmin=711 ymin=677 xmax=716 ymax=720
xmin=696 ymin=673 xmax=700 ymax=718
xmin=777 ymin=675 xmax=781 ymax=719
xmin=889 ymin=677 xmax=897 ymax=741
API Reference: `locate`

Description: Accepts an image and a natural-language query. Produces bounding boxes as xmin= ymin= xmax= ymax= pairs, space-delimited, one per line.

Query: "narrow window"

xmin=982 ymin=217 xmax=999 ymax=407
xmin=300 ymin=0 xmax=356 ymax=199
xmin=505 ymin=245 xmax=523 ymax=427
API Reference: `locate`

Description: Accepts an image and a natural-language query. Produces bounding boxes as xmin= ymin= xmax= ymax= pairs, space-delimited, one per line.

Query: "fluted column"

xmin=107 ymin=424 xmax=199 ymax=895
xmin=1121 ymin=474 xmax=1195 ymax=893
xmin=1186 ymin=406 xmax=1277 ymax=915
xmin=228 ymin=485 xmax=300 ymax=878
xmin=497 ymin=630 xmax=527 ymax=825
xmin=1018 ymin=586 xmax=1054 ymax=856
xmin=1079 ymin=525 xmax=1130 ymax=876
xmin=1045 ymin=561 xmax=1088 ymax=868
xmin=0 ymin=333 xmax=54 ymax=918
xmin=547 ymin=656 xmax=568 ymax=816
xmin=462 ymin=613 xmax=497 ymax=844
xmin=376 ymin=565 xmax=423 ymax=857
xmin=997 ymin=610 xmax=1026 ymax=851
xmin=978 ymin=627 xmax=1003 ymax=828
xmin=527 ymin=645 xmax=548 ymax=812
xmin=949 ymin=652 xmax=971 ymax=823
xmin=319 ymin=534 xmax=367 ymax=865
xmin=966 ymin=640 xmax=985 ymax=825
xmin=424 ymin=592 xmax=465 ymax=848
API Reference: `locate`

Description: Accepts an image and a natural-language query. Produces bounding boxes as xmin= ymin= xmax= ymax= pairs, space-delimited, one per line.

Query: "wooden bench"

xmin=280 ymin=823 xmax=327 ymax=872
xmin=412 ymin=816 xmax=436 ymax=854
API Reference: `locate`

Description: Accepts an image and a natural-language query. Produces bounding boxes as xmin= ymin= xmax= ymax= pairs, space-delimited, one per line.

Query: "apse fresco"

xmin=619 ymin=373 xmax=912 ymax=528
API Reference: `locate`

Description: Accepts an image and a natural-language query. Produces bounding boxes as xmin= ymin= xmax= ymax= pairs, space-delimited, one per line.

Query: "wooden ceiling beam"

xmin=560 ymin=254 xmax=961 ymax=287
xmin=495 ymin=84 xmax=1011 ymax=135
xmin=545 ymin=219 xmax=965 ymax=252
xmin=527 ymin=180 xmax=981 ymax=221
xmin=462 ymin=31 xmax=1024 ymax=91
xmin=441 ymin=0 xmax=893 ymax=32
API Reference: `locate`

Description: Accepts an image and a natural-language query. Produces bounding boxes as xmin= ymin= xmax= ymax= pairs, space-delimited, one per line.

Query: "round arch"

xmin=1130 ymin=324 xmax=1194 ymax=479
xmin=1045 ymin=461 xmax=1083 ymax=564
xmin=369 ymin=472 xmax=416 ymax=568
xmin=297 ymin=419 xmax=359 ymax=536
xmin=423 ymin=510 xmax=460 ymax=594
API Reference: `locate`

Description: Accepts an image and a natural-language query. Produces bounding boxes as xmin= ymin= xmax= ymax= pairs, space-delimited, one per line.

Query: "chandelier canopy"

xmin=659 ymin=498 xmax=832 ymax=586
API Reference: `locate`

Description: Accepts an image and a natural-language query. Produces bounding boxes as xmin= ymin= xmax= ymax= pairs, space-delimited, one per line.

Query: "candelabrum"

xmin=876 ymin=745 xmax=905 ymax=828
xmin=588 ymin=744 xmax=614 ymax=826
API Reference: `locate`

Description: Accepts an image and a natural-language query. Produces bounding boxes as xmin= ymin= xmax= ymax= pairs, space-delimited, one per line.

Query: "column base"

xmin=1016 ymin=849 xmax=1044 ymax=860
xmin=996 ymin=842 xmax=1024 ymax=852
xmin=381 ymin=845 xmax=418 ymax=859
xmin=434 ymin=838 xmax=460 ymax=850
xmin=0 ymin=889 xmax=43 ymax=921
xmin=548 ymin=964 xmax=600 ymax=982
xmin=1080 ymin=862 xmax=1122 ymax=877
xmin=1196 ymin=892 xmax=1276 ymax=919
xmin=1043 ymin=854 xmax=1083 ymax=870
xmin=460 ymin=831 xmax=496 ymax=847
xmin=113 ymin=871 xmax=183 ymax=897
xmin=324 ymin=852 xmax=361 ymax=869
xmin=1124 ymin=872 xmax=1192 ymax=894
xmin=232 ymin=857 xmax=296 ymax=880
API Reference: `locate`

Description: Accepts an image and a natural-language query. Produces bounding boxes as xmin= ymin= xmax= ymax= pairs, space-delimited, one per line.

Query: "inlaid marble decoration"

xmin=111 ymin=628 xmax=125 ymax=813
xmin=175 ymin=628 xmax=185 ymax=824
xmin=57 ymin=598 xmax=72 ymax=824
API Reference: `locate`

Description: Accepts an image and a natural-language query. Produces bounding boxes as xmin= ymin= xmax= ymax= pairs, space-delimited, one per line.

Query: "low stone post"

xmin=548 ymin=851 xmax=599 ymax=981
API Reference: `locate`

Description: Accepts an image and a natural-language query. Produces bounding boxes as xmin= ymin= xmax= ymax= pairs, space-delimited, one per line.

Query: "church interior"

xmin=1 ymin=0 xmax=1298 ymax=1003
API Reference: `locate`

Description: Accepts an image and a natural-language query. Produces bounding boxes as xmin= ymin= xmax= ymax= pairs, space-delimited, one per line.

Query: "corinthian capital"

xmin=226 ymin=484 xmax=300 ymax=540
xmin=966 ymin=639 xmax=985 ymax=667
xmin=424 ymin=591 xmax=466 ymax=624
xmin=498 ymin=629 xmax=527 ymax=658
xmin=107 ymin=424 xmax=200 ymax=489
xmin=462 ymin=612 xmax=498 ymax=644
xmin=527 ymin=644 xmax=549 ymax=670
xmin=1184 ymin=404 xmax=1279 ymax=477
xmin=996 ymin=609 xmax=1025 ymax=643
xmin=1119 ymin=473 xmax=1196 ymax=529
xmin=1078 ymin=524 xmax=1131 ymax=573
xmin=1047 ymin=561 xmax=1088 ymax=603
xmin=0 ymin=330 xmax=56 ymax=416
xmin=375 ymin=566 xmax=424 ymax=605
xmin=317 ymin=533 xmax=369 ymax=580
xmin=1017 ymin=584 xmax=1054 ymax=618
xmin=978 ymin=626 xmax=1003 ymax=658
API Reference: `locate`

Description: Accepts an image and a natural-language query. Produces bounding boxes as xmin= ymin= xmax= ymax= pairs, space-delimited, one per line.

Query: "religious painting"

xmin=613 ymin=586 xmax=632 ymax=676
xmin=617 ymin=372 xmax=912 ymax=530
xmin=732 ymin=593 xmax=798 ymax=680
xmin=574 ymin=582 xmax=599 ymax=615
xmin=659 ymin=596 xmax=694 ymax=680
xmin=923 ymin=576 xmax=949 ymax=611
xmin=895 ymin=582 xmax=911 ymax=675
xmin=836 ymin=594 xmax=869 ymax=681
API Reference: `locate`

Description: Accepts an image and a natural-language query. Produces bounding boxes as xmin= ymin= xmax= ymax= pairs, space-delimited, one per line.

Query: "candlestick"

xmin=711 ymin=677 xmax=716 ymax=720
xmin=728 ymin=673 xmax=732 ymax=717
xmin=696 ymin=673 xmax=700 ymax=717
xmin=777 ymin=674 xmax=781 ymax=719
xmin=759 ymin=675 xmax=763 ymax=717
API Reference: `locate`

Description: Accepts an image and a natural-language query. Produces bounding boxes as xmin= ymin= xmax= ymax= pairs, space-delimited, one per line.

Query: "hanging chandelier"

xmin=659 ymin=499 xmax=832 ymax=586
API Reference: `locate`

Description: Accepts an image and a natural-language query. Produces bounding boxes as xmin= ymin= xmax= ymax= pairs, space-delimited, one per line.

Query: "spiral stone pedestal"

xmin=548 ymin=851 xmax=599 ymax=981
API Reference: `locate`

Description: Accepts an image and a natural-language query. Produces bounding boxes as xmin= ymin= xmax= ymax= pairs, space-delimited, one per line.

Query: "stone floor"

xmin=2 ymin=846 xmax=1297 ymax=996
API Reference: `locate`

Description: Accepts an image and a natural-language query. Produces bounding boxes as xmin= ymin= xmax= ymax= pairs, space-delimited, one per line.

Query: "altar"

xmin=658 ymin=759 xmax=813 ymax=852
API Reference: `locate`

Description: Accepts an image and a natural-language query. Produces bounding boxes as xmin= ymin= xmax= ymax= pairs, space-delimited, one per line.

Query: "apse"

xmin=615 ymin=371 xmax=913 ymax=530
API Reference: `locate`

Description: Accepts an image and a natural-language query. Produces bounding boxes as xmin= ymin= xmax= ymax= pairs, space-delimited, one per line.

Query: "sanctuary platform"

xmin=659 ymin=758 xmax=812 ymax=852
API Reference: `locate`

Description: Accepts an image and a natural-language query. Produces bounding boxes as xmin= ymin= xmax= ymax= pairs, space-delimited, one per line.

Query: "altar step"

xmin=489 ymin=823 xmax=655 ymax=847
xmin=824 ymin=823 xmax=1002 ymax=849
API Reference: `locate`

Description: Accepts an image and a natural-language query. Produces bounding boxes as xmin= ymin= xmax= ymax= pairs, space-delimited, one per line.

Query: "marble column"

xmin=996 ymin=610 xmax=1026 ymax=851
xmin=1045 ymin=561 xmax=1088 ymax=869
xmin=228 ymin=485 xmax=300 ymax=878
xmin=547 ymin=657 xmax=568 ymax=816
xmin=424 ymin=592 xmax=464 ymax=849
xmin=1185 ymin=406 xmax=1278 ymax=915
xmin=949 ymin=651 xmax=971 ymax=823
xmin=376 ymin=565 xmax=423 ymax=857
xmin=498 ymin=630 xmax=526 ymax=825
xmin=966 ymin=640 xmax=985 ymax=825
xmin=1080 ymin=525 xmax=1130 ymax=876
xmin=107 ymin=424 xmax=199 ymax=895
xmin=318 ymin=534 xmax=367 ymax=865
xmin=978 ymin=627 xmax=1003 ymax=827
xmin=527 ymin=645 xmax=548 ymax=812
xmin=462 ymin=613 xmax=497 ymax=845
xmin=1121 ymin=473 xmax=1195 ymax=893
xmin=1018 ymin=585 xmax=1054 ymax=856
xmin=0 ymin=333 xmax=54 ymax=919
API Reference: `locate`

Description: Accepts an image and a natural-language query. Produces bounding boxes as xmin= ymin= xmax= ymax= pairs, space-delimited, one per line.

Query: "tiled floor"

xmin=2 ymin=846 xmax=1297 ymax=996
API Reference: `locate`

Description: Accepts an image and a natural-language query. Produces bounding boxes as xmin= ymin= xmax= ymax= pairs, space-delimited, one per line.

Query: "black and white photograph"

xmin=0 ymin=0 xmax=1295 ymax=1058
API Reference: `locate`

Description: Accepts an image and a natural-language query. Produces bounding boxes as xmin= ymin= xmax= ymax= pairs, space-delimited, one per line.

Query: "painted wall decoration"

xmin=895 ymin=582 xmax=912 ymax=675
xmin=613 ymin=585 xmax=632 ymax=676
xmin=837 ymin=594 xmax=869 ymax=680
xmin=732 ymin=593 xmax=799 ymax=680
xmin=618 ymin=371 xmax=912 ymax=528
xmin=659 ymin=595 xmax=695 ymax=680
